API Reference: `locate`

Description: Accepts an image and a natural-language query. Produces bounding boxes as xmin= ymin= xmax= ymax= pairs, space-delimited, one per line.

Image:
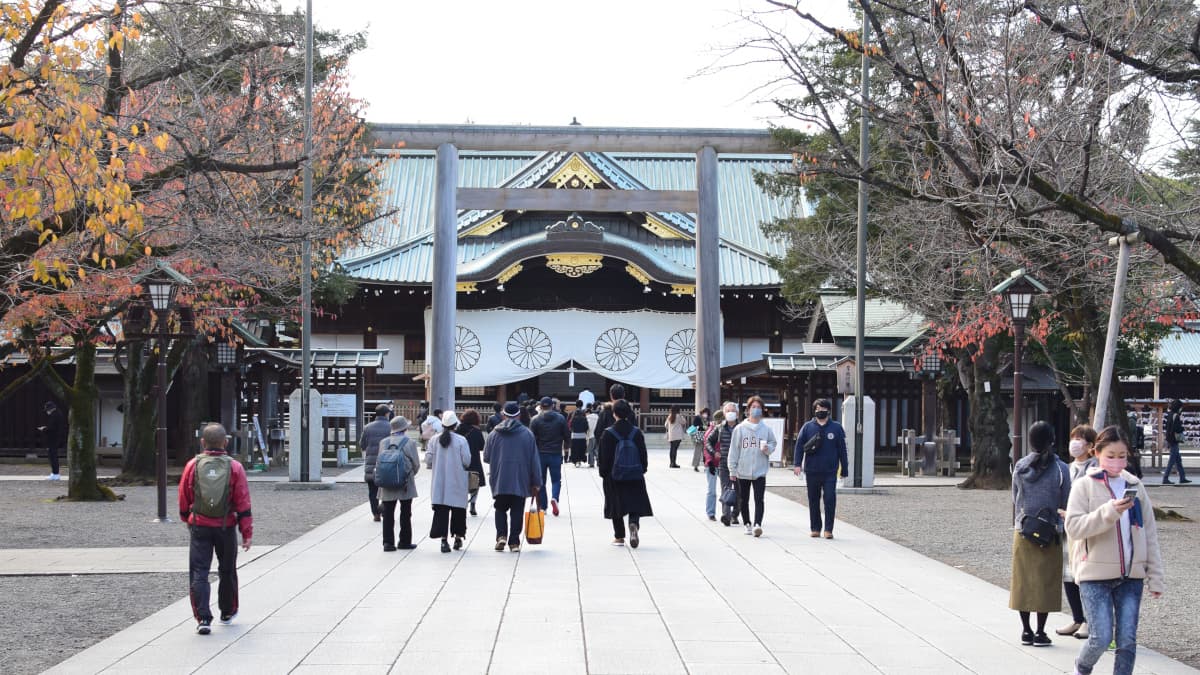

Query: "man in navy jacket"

xmin=794 ymin=399 xmax=849 ymax=538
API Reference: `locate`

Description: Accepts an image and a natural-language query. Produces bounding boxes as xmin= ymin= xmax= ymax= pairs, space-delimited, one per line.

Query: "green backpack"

xmin=192 ymin=454 xmax=233 ymax=519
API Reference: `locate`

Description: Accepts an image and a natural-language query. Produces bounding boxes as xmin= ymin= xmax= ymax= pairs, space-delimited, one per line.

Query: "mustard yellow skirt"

xmin=1009 ymin=530 xmax=1063 ymax=613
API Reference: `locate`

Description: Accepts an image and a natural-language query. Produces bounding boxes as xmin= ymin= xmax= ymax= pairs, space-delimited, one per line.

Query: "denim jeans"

xmin=806 ymin=472 xmax=838 ymax=533
xmin=587 ymin=437 xmax=597 ymax=467
xmin=537 ymin=453 xmax=562 ymax=511
xmin=1076 ymin=578 xmax=1144 ymax=675
xmin=1164 ymin=441 xmax=1188 ymax=481
xmin=705 ymin=468 xmax=717 ymax=517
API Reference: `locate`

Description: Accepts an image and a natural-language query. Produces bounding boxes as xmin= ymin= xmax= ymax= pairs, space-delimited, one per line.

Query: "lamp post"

xmin=990 ymin=269 xmax=1047 ymax=470
xmin=921 ymin=350 xmax=942 ymax=441
xmin=147 ymin=279 xmax=177 ymax=523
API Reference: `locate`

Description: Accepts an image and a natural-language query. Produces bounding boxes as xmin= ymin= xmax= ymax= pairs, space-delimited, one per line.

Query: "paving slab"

xmin=45 ymin=447 xmax=1197 ymax=675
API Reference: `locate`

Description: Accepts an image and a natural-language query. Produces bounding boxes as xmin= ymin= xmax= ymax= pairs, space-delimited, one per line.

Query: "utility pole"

xmin=299 ymin=0 xmax=313 ymax=482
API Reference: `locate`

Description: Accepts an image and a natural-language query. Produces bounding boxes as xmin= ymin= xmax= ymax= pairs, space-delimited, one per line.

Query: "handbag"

xmin=720 ymin=486 xmax=737 ymax=507
xmin=803 ymin=432 xmax=821 ymax=455
xmin=524 ymin=498 xmax=545 ymax=545
xmin=1019 ymin=507 xmax=1059 ymax=548
xmin=468 ymin=471 xmax=481 ymax=492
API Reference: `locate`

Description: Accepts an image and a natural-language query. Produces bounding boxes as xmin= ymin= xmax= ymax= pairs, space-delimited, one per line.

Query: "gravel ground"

xmin=771 ymin=483 xmax=1200 ymax=669
xmin=0 ymin=480 xmax=367 ymax=675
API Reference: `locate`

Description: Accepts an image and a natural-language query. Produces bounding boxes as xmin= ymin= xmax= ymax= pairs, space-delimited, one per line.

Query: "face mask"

xmin=749 ymin=407 xmax=763 ymax=420
xmin=1068 ymin=439 xmax=1087 ymax=458
xmin=1098 ymin=456 xmax=1126 ymax=476
xmin=724 ymin=411 xmax=737 ymax=423
xmin=814 ymin=410 xmax=830 ymax=420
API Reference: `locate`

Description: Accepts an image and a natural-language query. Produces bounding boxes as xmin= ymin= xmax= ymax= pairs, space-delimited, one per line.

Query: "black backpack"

xmin=571 ymin=411 xmax=589 ymax=433
xmin=608 ymin=427 xmax=643 ymax=481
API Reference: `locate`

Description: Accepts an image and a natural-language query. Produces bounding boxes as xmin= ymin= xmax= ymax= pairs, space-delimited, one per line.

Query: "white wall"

xmin=722 ymin=337 xmax=770 ymax=366
xmin=375 ymin=334 xmax=406 ymax=375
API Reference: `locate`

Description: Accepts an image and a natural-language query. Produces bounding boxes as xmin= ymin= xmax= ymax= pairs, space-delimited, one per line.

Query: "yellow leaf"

xmin=144 ymin=246 xmax=152 ymax=256
xmin=153 ymin=133 xmax=169 ymax=152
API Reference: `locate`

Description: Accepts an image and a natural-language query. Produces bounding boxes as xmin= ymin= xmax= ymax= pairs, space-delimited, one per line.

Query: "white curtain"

xmin=424 ymin=308 xmax=718 ymax=389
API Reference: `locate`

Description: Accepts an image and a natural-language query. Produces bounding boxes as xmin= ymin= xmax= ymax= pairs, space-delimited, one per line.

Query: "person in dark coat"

xmin=485 ymin=403 xmax=502 ymax=433
xmin=458 ymin=409 xmax=487 ymax=516
xmin=530 ymin=397 xmax=569 ymax=516
xmin=38 ymin=401 xmax=67 ymax=480
xmin=567 ymin=400 xmax=590 ymax=467
xmin=598 ymin=399 xmax=653 ymax=548
xmin=483 ymin=402 xmax=542 ymax=552
xmin=358 ymin=404 xmax=393 ymax=522
xmin=794 ymin=398 xmax=850 ymax=539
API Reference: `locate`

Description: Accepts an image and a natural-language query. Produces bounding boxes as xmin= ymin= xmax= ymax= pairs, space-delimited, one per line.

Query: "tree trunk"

xmin=959 ymin=338 xmax=1013 ymax=490
xmin=120 ymin=339 xmax=158 ymax=479
xmin=67 ymin=343 xmax=116 ymax=501
xmin=171 ymin=341 xmax=209 ymax=464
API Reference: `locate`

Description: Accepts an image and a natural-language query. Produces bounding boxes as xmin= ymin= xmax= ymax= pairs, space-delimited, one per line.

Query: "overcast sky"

xmin=285 ymin=1 xmax=849 ymax=129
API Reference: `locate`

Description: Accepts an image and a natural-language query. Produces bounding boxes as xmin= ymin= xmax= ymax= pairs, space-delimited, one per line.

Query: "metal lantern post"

xmin=990 ymin=269 xmax=1047 ymax=470
xmin=921 ymin=350 xmax=941 ymax=440
xmin=147 ymin=279 xmax=178 ymax=523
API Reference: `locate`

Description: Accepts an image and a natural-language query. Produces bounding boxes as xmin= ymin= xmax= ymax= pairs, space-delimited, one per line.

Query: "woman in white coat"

xmin=427 ymin=411 xmax=472 ymax=553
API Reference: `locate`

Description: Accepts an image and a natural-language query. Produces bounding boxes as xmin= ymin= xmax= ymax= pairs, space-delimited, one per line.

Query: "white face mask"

xmin=1068 ymin=439 xmax=1088 ymax=458
xmin=724 ymin=411 xmax=737 ymax=423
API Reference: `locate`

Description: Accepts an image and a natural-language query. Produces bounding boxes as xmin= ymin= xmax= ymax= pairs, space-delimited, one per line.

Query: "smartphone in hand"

xmin=1122 ymin=487 xmax=1139 ymax=502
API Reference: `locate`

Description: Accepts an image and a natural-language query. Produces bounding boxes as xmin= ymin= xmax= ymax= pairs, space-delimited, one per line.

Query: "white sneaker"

xmin=47 ymin=474 xmax=60 ymax=481
xmin=744 ymin=524 xmax=753 ymax=535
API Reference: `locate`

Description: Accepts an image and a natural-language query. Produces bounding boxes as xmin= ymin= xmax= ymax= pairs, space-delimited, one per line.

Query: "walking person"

xmin=1066 ymin=425 xmax=1165 ymax=675
xmin=728 ymin=396 xmax=776 ymax=537
xmin=458 ymin=409 xmax=487 ymax=516
xmin=359 ymin=404 xmax=393 ymax=522
xmin=586 ymin=404 xmax=600 ymax=468
xmin=567 ymin=400 xmax=590 ymax=467
xmin=427 ymin=411 xmax=472 ymax=553
xmin=700 ymin=406 xmax=721 ymax=520
xmin=37 ymin=400 xmax=67 ymax=481
xmin=599 ymin=399 xmax=653 ymax=547
xmin=1162 ymin=399 xmax=1191 ymax=484
xmin=420 ymin=409 xmax=442 ymax=455
xmin=377 ymin=416 xmax=419 ymax=552
xmin=530 ymin=396 xmax=569 ymax=516
xmin=179 ymin=423 xmax=252 ymax=634
xmin=483 ymin=402 xmax=543 ymax=552
xmin=1058 ymin=424 xmax=1098 ymax=640
xmin=485 ymin=403 xmax=502 ymax=433
xmin=690 ymin=407 xmax=710 ymax=472
xmin=665 ymin=405 xmax=687 ymax=469
xmin=1009 ymin=421 xmax=1071 ymax=647
xmin=710 ymin=401 xmax=740 ymax=526
xmin=794 ymin=399 xmax=849 ymax=539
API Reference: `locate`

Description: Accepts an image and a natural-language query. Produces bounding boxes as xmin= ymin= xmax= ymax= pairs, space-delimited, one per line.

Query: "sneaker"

xmin=398 ymin=544 xmax=417 ymax=550
xmin=822 ymin=531 xmax=834 ymax=539
xmin=810 ymin=531 xmax=820 ymax=538
xmin=469 ymin=505 xmax=477 ymax=516
xmin=753 ymin=525 xmax=763 ymax=538
xmin=1162 ymin=478 xmax=1174 ymax=484
xmin=731 ymin=518 xmax=740 ymax=526
xmin=440 ymin=539 xmax=451 ymax=553
xmin=551 ymin=499 xmax=560 ymax=517
xmin=219 ymin=612 xmax=237 ymax=625
xmin=383 ymin=543 xmax=396 ymax=552
xmin=453 ymin=536 xmax=463 ymax=551
xmin=495 ymin=537 xmax=506 ymax=551
xmin=46 ymin=474 xmax=60 ymax=481
xmin=694 ymin=467 xmax=699 ymax=472
xmin=1032 ymin=632 xmax=1051 ymax=647
xmin=1056 ymin=622 xmax=1082 ymax=636
xmin=720 ymin=515 xmax=730 ymax=527
xmin=1074 ymin=622 xmax=1089 ymax=639
xmin=1182 ymin=478 xmax=1193 ymax=484
xmin=1021 ymin=629 xmax=1034 ymax=646
xmin=629 ymin=523 xmax=640 ymax=549
xmin=708 ymin=515 xmax=716 ymax=521
xmin=509 ymin=542 xmax=521 ymax=552
xmin=744 ymin=524 xmax=753 ymax=535
xmin=197 ymin=619 xmax=212 ymax=635
xmin=611 ymin=538 xmax=625 ymax=546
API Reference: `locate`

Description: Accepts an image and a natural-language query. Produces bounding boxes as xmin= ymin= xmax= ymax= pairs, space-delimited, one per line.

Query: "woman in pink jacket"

xmin=1064 ymin=426 xmax=1165 ymax=675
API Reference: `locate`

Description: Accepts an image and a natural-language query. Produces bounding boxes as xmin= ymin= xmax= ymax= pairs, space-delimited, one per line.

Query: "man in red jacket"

xmin=179 ymin=423 xmax=253 ymax=634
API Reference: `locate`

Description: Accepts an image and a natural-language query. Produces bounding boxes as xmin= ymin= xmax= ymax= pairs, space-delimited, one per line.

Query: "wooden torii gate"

xmin=372 ymin=124 xmax=784 ymax=412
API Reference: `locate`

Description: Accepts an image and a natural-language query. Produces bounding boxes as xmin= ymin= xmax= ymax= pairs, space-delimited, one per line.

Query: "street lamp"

xmin=920 ymin=349 xmax=941 ymax=441
xmin=990 ymin=269 xmax=1047 ymax=470
xmin=137 ymin=262 xmax=192 ymax=522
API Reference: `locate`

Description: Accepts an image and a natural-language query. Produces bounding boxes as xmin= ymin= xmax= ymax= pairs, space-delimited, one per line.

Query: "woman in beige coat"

xmin=1065 ymin=426 xmax=1164 ymax=675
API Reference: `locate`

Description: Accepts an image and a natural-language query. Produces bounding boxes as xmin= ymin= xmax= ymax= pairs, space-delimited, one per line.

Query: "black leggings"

xmin=736 ymin=476 xmax=766 ymax=526
xmin=1064 ymin=580 xmax=1086 ymax=624
xmin=669 ymin=440 xmax=681 ymax=465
